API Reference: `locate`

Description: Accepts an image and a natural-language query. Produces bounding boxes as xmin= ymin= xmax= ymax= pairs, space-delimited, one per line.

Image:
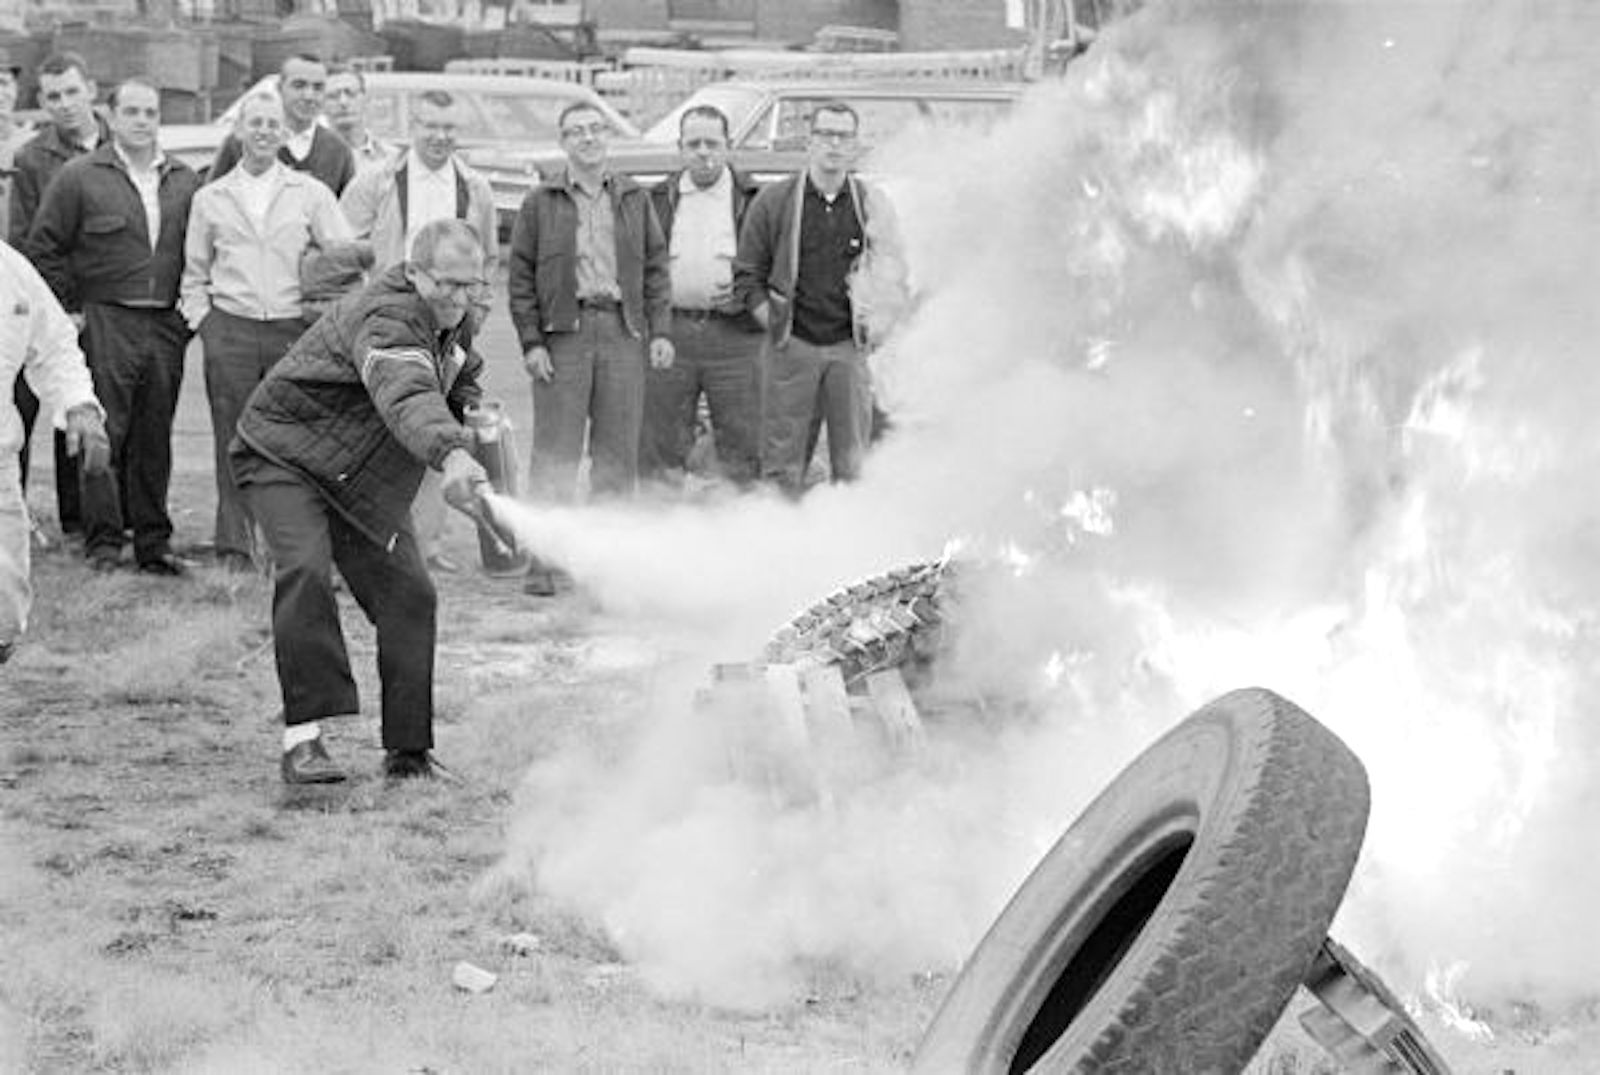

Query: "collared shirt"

xmin=180 ymin=164 xmax=352 ymax=327
xmin=570 ymin=170 xmax=620 ymax=302
xmin=234 ymin=159 xmax=282 ymax=228
xmin=668 ymin=167 xmax=736 ymax=310
xmin=792 ymin=175 xmax=863 ymax=346
xmin=284 ymin=123 xmax=316 ymax=165
xmin=349 ymin=132 xmax=395 ymax=174
xmin=404 ymin=150 xmax=457 ymax=256
xmin=113 ymin=142 xmax=166 ymax=252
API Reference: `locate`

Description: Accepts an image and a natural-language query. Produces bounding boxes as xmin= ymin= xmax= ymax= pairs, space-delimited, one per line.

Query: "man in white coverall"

xmin=0 ymin=240 xmax=111 ymax=664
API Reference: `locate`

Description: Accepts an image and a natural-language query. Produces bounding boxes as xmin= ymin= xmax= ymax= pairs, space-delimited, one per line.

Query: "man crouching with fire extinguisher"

xmin=230 ymin=218 xmax=495 ymax=786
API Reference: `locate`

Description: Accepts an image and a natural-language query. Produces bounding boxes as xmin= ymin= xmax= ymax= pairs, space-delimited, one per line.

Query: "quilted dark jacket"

xmin=232 ymin=266 xmax=482 ymax=548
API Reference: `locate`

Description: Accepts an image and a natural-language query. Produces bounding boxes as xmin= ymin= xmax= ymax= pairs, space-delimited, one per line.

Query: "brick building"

xmin=588 ymin=0 xmax=1028 ymax=50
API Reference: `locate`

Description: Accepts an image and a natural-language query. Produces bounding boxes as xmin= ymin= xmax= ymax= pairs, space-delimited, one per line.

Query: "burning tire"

xmin=760 ymin=558 xmax=951 ymax=685
xmin=913 ymin=688 xmax=1370 ymax=1075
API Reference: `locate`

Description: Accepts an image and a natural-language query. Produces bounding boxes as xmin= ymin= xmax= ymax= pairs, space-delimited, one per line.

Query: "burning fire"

xmin=487 ymin=0 xmax=1600 ymax=1050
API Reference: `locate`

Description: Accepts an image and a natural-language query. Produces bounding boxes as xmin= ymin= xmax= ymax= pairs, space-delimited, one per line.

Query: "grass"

xmin=2 ymin=351 xmax=1592 ymax=1073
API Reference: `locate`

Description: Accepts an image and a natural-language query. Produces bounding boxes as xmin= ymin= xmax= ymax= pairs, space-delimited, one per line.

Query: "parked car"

xmin=477 ymin=78 xmax=1027 ymax=199
xmin=160 ymin=71 xmax=640 ymax=225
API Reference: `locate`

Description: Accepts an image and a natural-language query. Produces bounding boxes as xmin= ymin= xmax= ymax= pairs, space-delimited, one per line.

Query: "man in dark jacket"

xmin=231 ymin=218 xmax=491 ymax=784
xmin=733 ymin=101 xmax=906 ymax=496
xmin=28 ymin=78 xmax=201 ymax=575
xmin=641 ymin=105 xmax=764 ymax=488
xmin=507 ymin=101 xmax=672 ymax=595
xmin=10 ymin=51 xmax=108 ymax=540
xmin=207 ymin=54 xmax=354 ymax=196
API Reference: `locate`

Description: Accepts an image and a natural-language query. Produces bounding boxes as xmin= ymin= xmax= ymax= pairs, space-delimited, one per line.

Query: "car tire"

xmin=761 ymin=559 xmax=950 ymax=686
xmin=912 ymin=687 xmax=1370 ymax=1075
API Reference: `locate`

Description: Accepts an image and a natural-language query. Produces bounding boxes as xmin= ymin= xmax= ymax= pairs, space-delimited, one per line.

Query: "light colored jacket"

xmin=339 ymin=151 xmax=498 ymax=272
xmin=181 ymin=163 xmax=353 ymax=330
xmin=1 ymin=241 xmax=100 ymax=458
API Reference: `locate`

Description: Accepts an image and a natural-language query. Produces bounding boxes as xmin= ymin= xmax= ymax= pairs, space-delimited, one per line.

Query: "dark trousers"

xmin=760 ymin=336 xmax=872 ymax=495
xmin=200 ymin=310 xmax=306 ymax=557
xmin=239 ymin=461 xmax=436 ymax=750
xmin=530 ymin=307 xmax=647 ymax=501
xmin=80 ymin=303 xmax=188 ymax=563
xmin=13 ymin=373 xmax=83 ymax=532
xmin=640 ymin=310 xmax=763 ymax=486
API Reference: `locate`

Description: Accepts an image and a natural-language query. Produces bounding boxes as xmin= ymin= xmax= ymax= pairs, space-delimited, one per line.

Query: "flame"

xmin=490 ymin=0 xmax=1600 ymax=1037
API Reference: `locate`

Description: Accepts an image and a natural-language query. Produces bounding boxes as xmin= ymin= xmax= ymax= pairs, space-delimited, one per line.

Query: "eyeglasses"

xmin=682 ymin=138 xmax=726 ymax=150
xmin=810 ymin=128 xmax=857 ymax=143
xmin=561 ymin=123 xmax=610 ymax=140
xmin=423 ymin=270 xmax=491 ymax=298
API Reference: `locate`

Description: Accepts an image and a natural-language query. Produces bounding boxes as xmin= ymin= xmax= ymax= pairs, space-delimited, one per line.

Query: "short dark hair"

xmin=810 ymin=100 xmax=859 ymax=133
xmin=325 ymin=63 xmax=366 ymax=92
xmin=280 ymin=52 xmax=326 ymax=75
xmin=678 ymin=104 xmax=730 ymax=142
xmin=413 ymin=89 xmax=455 ymax=111
xmin=557 ymin=101 xmax=604 ymax=132
xmin=37 ymin=52 xmax=92 ymax=81
xmin=107 ymin=78 xmax=158 ymax=111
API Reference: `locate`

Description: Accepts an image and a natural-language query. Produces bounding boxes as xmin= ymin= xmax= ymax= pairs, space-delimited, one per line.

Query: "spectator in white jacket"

xmin=1 ymin=240 xmax=110 ymax=664
xmin=181 ymin=93 xmax=352 ymax=571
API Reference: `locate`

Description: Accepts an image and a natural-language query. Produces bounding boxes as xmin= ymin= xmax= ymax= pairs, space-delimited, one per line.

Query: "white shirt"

xmin=669 ymin=168 xmax=737 ymax=310
xmin=284 ymin=123 xmax=316 ymax=164
xmin=113 ymin=143 xmax=165 ymax=251
xmin=403 ymin=151 xmax=457 ymax=258
xmin=234 ymin=160 xmax=284 ymax=229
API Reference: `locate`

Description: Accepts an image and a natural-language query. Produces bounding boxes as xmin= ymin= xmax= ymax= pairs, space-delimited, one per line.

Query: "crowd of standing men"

xmin=0 ymin=46 xmax=905 ymax=779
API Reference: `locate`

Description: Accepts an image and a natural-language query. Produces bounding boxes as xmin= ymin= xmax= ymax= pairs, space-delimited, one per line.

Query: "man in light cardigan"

xmin=181 ymin=93 xmax=352 ymax=571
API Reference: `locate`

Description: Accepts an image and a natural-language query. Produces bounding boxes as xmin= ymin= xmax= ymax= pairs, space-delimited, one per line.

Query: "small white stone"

xmin=452 ymin=961 xmax=498 ymax=994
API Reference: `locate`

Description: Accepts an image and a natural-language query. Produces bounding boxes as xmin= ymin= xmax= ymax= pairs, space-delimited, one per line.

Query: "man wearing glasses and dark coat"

xmin=230 ymin=218 xmax=491 ymax=785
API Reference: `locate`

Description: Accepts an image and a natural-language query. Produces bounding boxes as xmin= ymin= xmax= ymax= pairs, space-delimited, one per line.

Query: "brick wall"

xmin=753 ymin=0 xmax=895 ymax=42
xmin=588 ymin=0 xmax=669 ymax=31
xmin=899 ymin=0 xmax=1026 ymax=50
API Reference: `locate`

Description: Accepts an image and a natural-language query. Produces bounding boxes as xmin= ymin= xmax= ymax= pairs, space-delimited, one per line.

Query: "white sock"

xmin=283 ymin=723 xmax=321 ymax=751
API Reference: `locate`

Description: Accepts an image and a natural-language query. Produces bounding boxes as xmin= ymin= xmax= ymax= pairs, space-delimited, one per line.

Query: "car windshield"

xmin=366 ymin=89 xmax=631 ymax=145
xmin=757 ymin=95 xmax=1014 ymax=150
xmin=642 ymin=84 xmax=771 ymax=144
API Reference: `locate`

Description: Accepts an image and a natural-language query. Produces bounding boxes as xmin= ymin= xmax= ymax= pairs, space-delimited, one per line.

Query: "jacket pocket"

xmin=83 ymin=214 xmax=127 ymax=235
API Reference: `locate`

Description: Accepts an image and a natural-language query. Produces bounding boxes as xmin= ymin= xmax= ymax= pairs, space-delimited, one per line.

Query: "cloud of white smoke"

xmin=490 ymin=0 xmax=1600 ymax=1018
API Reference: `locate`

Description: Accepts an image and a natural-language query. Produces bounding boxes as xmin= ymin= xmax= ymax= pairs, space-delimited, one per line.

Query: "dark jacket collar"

xmin=371 ymin=264 xmax=474 ymax=352
xmin=85 ymin=140 xmax=187 ymax=178
xmin=37 ymin=114 xmax=109 ymax=159
xmin=553 ymin=166 xmax=641 ymax=198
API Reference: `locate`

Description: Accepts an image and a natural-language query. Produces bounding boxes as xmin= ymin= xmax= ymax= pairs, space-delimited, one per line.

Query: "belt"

xmin=578 ymin=295 xmax=621 ymax=312
xmin=673 ymin=306 xmax=741 ymax=323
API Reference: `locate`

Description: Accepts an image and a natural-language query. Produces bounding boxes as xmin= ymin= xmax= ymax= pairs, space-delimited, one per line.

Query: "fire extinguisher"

xmin=465 ymin=401 xmax=527 ymax=575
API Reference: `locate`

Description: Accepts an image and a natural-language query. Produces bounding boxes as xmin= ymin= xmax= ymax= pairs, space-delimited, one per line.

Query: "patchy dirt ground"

xmin=0 ymin=492 xmax=949 ymax=1072
xmin=4 ymin=316 xmax=1592 ymax=1074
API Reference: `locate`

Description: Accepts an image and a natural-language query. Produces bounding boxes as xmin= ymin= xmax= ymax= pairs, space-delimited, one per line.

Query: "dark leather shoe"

xmin=522 ymin=569 xmax=558 ymax=596
xmin=138 ymin=553 xmax=189 ymax=577
xmin=87 ymin=550 xmax=120 ymax=573
xmin=281 ymin=738 xmax=347 ymax=784
xmin=383 ymin=750 xmax=435 ymax=780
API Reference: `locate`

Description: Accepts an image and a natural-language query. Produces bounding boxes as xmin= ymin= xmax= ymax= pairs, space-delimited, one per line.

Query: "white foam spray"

xmin=488 ymin=0 xmax=1600 ymax=1022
